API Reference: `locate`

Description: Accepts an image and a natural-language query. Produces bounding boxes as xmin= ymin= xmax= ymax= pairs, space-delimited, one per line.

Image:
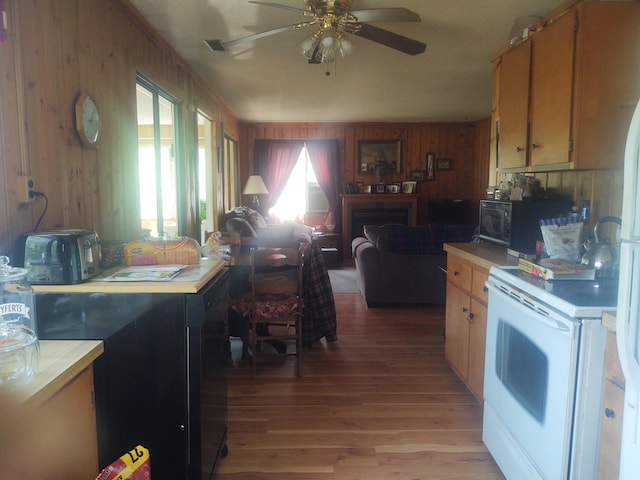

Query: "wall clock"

xmin=74 ymin=92 xmax=100 ymax=147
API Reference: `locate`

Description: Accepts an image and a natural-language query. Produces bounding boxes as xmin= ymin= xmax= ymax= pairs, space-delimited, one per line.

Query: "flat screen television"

xmin=428 ymin=199 xmax=469 ymax=225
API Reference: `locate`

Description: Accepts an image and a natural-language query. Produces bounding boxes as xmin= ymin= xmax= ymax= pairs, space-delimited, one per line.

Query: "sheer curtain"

xmin=307 ymin=139 xmax=341 ymax=231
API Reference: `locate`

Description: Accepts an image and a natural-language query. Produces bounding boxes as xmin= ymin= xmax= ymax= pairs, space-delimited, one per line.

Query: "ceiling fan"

xmin=204 ymin=0 xmax=427 ymax=64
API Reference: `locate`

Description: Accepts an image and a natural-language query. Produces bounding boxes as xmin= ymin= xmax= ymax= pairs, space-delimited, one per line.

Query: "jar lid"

xmin=0 ymin=256 xmax=29 ymax=282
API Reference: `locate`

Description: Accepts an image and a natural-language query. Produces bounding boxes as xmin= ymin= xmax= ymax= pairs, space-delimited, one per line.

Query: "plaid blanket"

xmin=303 ymin=242 xmax=337 ymax=346
xmin=387 ymin=224 xmax=445 ymax=254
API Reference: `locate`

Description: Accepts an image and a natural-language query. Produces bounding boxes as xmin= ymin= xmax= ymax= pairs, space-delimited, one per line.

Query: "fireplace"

xmin=341 ymin=194 xmax=419 ymax=258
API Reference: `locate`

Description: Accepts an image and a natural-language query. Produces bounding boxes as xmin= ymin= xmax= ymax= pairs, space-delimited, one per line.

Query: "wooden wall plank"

xmin=0 ymin=0 xmax=239 ymax=251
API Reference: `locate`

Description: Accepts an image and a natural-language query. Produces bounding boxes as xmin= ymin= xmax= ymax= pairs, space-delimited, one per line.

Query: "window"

xmin=223 ymin=134 xmax=239 ymax=212
xmin=198 ymin=112 xmax=218 ymax=244
xmin=269 ymin=145 xmax=328 ymax=223
xmin=136 ymin=76 xmax=183 ymax=237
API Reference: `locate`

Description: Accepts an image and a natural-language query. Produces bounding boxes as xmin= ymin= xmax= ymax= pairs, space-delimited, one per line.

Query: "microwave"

xmin=478 ymin=199 xmax=572 ymax=254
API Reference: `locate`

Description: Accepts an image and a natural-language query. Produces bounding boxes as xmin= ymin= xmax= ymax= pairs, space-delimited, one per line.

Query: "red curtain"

xmin=254 ymin=139 xmax=341 ymax=230
xmin=254 ymin=140 xmax=304 ymax=209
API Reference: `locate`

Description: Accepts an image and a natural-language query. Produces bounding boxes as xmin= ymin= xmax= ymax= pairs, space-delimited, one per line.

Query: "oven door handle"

xmin=486 ymin=282 xmax=574 ymax=334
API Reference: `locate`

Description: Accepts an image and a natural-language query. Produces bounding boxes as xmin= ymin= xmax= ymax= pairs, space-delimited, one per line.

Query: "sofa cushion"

xmin=363 ymin=225 xmax=383 ymax=248
xmin=386 ymin=224 xmax=445 ymax=254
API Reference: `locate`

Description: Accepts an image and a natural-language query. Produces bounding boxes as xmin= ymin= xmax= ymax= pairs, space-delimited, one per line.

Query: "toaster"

xmin=16 ymin=229 xmax=102 ymax=284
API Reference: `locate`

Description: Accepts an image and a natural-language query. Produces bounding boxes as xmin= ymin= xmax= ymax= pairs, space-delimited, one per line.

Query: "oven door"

xmin=483 ymin=280 xmax=580 ymax=480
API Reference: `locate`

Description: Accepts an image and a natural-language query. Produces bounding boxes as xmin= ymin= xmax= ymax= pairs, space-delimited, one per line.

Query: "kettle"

xmin=581 ymin=216 xmax=622 ymax=278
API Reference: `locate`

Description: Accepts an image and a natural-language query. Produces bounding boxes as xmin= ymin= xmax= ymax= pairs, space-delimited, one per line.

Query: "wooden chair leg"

xmin=252 ymin=327 xmax=257 ymax=380
xmin=296 ymin=317 xmax=302 ymax=377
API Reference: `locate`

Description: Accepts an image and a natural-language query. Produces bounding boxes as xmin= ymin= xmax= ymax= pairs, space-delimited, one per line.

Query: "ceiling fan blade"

xmin=350 ymin=8 xmax=421 ymax=23
xmin=248 ymin=1 xmax=311 ymax=17
xmin=204 ymin=22 xmax=312 ymax=51
xmin=351 ymin=23 xmax=426 ymax=56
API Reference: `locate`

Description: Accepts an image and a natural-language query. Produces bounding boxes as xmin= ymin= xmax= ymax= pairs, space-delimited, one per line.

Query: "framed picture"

xmin=401 ymin=181 xmax=416 ymax=194
xmin=385 ymin=184 xmax=400 ymax=194
xmin=375 ymin=183 xmax=386 ymax=194
xmin=436 ymin=157 xmax=452 ymax=171
xmin=358 ymin=140 xmax=401 ymax=173
xmin=411 ymin=170 xmax=426 ymax=181
xmin=363 ymin=184 xmax=372 ymax=193
xmin=426 ymin=152 xmax=436 ymax=180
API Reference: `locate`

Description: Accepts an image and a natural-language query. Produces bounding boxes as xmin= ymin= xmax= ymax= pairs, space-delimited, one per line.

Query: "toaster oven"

xmin=16 ymin=229 xmax=102 ymax=284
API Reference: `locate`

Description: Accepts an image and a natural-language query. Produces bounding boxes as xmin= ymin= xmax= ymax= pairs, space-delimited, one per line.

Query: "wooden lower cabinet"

xmin=445 ymin=253 xmax=489 ymax=402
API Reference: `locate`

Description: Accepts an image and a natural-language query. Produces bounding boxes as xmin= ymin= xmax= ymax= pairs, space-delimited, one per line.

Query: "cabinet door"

xmin=529 ymin=10 xmax=576 ymax=166
xmin=498 ymin=41 xmax=531 ymax=169
xmin=445 ymin=283 xmax=470 ymax=380
xmin=468 ymin=299 xmax=488 ymax=402
xmin=447 ymin=256 xmax=472 ymax=292
xmin=572 ymin=2 xmax=640 ymax=170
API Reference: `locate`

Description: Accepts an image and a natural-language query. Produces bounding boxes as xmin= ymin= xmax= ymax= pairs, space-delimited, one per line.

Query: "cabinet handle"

xmin=483 ymin=286 xmax=488 ymax=293
xmin=462 ymin=307 xmax=468 ymax=313
xmin=605 ymin=408 xmax=616 ymax=419
xmin=469 ymin=312 xmax=475 ymax=323
xmin=454 ymin=270 xmax=460 ymax=276
xmin=516 ymin=146 xmax=524 ymax=152
xmin=532 ymin=143 xmax=540 ymax=149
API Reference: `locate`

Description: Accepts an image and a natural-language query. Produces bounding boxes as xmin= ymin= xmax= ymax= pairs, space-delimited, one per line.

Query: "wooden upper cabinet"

xmin=498 ymin=41 xmax=531 ymax=169
xmin=529 ymin=10 xmax=575 ymax=167
xmin=493 ymin=1 xmax=639 ymax=172
xmin=571 ymin=2 xmax=640 ymax=170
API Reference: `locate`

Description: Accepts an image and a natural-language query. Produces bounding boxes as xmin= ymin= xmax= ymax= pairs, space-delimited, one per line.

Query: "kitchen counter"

xmin=32 ymin=257 xmax=225 ymax=294
xmin=7 ymin=340 xmax=103 ymax=408
xmin=443 ymin=242 xmax=520 ymax=270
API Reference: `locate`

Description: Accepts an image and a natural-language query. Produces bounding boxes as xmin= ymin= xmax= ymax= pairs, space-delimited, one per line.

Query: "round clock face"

xmin=82 ymin=96 xmax=99 ymax=144
xmin=75 ymin=93 xmax=99 ymax=147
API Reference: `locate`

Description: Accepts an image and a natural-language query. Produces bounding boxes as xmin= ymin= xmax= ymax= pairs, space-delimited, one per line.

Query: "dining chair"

xmin=232 ymin=244 xmax=305 ymax=378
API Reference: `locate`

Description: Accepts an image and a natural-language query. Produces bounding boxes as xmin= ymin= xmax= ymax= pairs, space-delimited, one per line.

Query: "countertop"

xmin=6 ymin=340 xmax=104 ymax=408
xmin=32 ymin=257 xmax=225 ymax=294
xmin=443 ymin=242 xmax=520 ymax=270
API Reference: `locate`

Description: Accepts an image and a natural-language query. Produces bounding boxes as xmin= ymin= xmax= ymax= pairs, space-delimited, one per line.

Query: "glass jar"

xmin=0 ymin=256 xmax=39 ymax=384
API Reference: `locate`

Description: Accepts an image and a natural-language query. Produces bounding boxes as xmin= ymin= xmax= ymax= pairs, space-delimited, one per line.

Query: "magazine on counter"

xmin=103 ymin=264 xmax=189 ymax=281
xmin=518 ymin=257 xmax=596 ymax=281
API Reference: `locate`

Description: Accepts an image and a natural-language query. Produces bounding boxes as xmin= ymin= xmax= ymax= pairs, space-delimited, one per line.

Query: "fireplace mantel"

xmin=341 ymin=194 xmax=419 ymax=257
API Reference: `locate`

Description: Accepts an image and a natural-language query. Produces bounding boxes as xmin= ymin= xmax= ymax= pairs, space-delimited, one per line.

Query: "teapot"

xmin=581 ymin=216 xmax=622 ymax=278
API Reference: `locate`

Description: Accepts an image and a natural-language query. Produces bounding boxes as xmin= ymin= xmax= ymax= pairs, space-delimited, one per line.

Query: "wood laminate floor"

xmin=216 ymin=293 xmax=505 ymax=479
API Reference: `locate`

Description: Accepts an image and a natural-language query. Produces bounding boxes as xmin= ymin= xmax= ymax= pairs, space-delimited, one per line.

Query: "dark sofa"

xmin=352 ymin=223 xmax=475 ymax=307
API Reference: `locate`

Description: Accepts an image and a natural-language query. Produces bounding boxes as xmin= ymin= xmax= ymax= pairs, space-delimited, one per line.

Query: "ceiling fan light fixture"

xmin=339 ymin=37 xmax=354 ymax=56
xmin=297 ymin=34 xmax=320 ymax=59
xmin=310 ymin=28 xmax=353 ymax=63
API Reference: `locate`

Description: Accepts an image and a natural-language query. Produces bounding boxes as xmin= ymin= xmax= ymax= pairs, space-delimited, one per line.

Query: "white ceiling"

xmin=128 ymin=0 xmax=565 ymax=123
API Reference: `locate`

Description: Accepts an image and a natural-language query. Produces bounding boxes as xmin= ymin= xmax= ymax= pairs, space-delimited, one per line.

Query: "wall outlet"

xmin=17 ymin=175 xmax=35 ymax=203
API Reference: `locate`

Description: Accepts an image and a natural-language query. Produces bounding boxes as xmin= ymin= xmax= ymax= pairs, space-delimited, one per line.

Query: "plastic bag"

xmin=200 ymin=231 xmax=239 ymax=261
xmin=95 ymin=445 xmax=150 ymax=480
xmin=539 ymin=217 xmax=584 ymax=262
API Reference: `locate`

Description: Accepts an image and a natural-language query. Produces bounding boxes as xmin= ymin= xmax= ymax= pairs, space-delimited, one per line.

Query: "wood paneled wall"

xmin=0 ymin=0 xmax=239 ymax=255
xmin=240 ymin=118 xmax=492 ymax=226
xmin=496 ymin=169 xmax=623 ymax=224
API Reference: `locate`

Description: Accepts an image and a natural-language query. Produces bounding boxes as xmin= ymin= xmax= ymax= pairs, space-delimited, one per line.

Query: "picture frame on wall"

xmin=436 ymin=157 xmax=453 ymax=171
xmin=411 ymin=170 xmax=426 ymax=181
xmin=375 ymin=183 xmax=386 ymax=194
xmin=426 ymin=152 xmax=436 ymax=181
xmin=358 ymin=140 xmax=401 ymax=173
